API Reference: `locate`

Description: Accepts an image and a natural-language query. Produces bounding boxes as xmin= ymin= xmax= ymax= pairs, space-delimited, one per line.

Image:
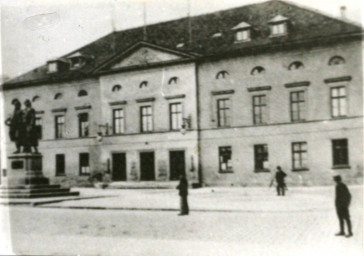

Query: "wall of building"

xmin=198 ymin=41 xmax=363 ymax=186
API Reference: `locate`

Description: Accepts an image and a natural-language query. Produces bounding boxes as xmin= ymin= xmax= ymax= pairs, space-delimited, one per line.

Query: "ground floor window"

xmin=219 ymin=146 xmax=232 ymax=173
xmin=254 ymin=144 xmax=268 ymax=171
xmin=332 ymin=139 xmax=349 ymax=167
xmin=79 ymin=153 xmax=90 ymax=175
xmin=292 ymin=142 xmax=308 ymax=170
xmin=55 ymin=154 xmax=65 ymax=176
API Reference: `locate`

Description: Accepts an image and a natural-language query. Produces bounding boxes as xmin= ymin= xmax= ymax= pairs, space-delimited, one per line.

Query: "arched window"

xmin=168 ymin=77 xmax=178 ymax=85
xmin=54 ymin=93 xmax=63 ymax=100
xmin=139 ymin=81 xmax=148 ymax=88
xmin=288 ymin=61 xmax=304 ymax=70
xmin=251 ymin=66 xmax=265 ymax=75
xmin=112 ymin=84 xmax=122 ymax=92
xmin=216 ymin=70 xmax=229 ymax=79
xmin=32 ymin=96 xmax=40 ymax=102
xmin=78 ymin=90 xmax=88 ymax=97
xmin=329 ymin=56 xmax=345 ymax=66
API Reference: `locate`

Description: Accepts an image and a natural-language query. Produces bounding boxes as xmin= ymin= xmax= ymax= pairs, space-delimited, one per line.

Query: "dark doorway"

xmin=140 ymin=152 xmax=155 ymax=181
xmin=112 ymin=153 xmax=127 ymax=181
xmin=169 ymin=151 xmax=185 ymax=181
xmin=56 ymin=154 xmax=65 ymax=176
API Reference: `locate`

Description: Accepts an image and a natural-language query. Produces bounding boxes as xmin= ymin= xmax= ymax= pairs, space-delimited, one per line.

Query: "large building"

xmin=2 ymin=0 xmax=363 ymax=186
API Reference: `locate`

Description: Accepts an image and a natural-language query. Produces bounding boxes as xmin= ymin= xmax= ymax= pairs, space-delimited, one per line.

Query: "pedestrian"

xmin=176 ymin=175 xmax=189 ymax=216
xmin=333 ymin=175 xmax=353 ymax=238
xmin=275 ymin=166 xmax=287 ymax=196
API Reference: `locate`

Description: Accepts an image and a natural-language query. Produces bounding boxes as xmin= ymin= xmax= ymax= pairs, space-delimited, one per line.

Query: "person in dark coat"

xmin=5 ymin=99 xmax=24 ymax=153
xmin=333 ymin=175 xmax=353 ymax=237
xmin=176 ymin=175 xmax=189 ymax=216
xmin=22 ymin=99 xmax=39 ymax=153
xmin=275 ymin=166 xmax=287 ymax=196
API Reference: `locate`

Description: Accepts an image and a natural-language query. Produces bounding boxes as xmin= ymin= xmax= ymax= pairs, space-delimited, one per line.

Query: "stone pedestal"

xmin=0 ymin=153 xmax=79 ymax=198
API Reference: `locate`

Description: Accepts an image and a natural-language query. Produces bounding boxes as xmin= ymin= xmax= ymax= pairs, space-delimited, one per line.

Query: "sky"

xmin=0 ymin=0 xmax=362 ymax=80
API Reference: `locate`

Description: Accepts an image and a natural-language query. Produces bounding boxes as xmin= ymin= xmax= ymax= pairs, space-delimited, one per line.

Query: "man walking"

xmin=176 ymin=175 xmax=189 ymax=216
xmin=275 ymin=166 xmax=287 ymax=196
xmin=333 ymin=175 xmax=353 ymax=238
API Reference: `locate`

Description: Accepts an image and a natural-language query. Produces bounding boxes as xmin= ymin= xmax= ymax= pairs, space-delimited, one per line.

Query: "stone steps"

xmin=0 ymin=190 xmax=80 ymax=199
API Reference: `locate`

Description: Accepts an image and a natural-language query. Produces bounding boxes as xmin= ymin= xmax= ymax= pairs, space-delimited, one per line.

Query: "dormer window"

xmin=67 ymin=52 xmax=89 ymax=69
xmin=232 ymin=22 xmax=251 ymax=42
xmin=268 ymin=15 xmax=289 ymax=37
xmin=47 ymin=59 xmax=70 ymax=73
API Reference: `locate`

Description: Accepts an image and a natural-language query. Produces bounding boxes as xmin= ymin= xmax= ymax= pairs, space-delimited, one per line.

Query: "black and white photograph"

xmin=0 ymin=0 xmax=363 ymax=255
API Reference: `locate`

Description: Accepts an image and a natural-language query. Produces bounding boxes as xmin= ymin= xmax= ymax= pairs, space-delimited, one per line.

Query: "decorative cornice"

xmin=35 ymin=110 xmax=44 ymax=115
xmin=109 ymin=100 xmax=127 ymax=106
xmin=51 ymin=108 xmax=67 ymax=113
xmin=164 ymin=94 xmax=186 ymax=100
xmin=284 ymin=81 xmax=310 ymax=88
xmin=247 ymin=86 xmax=272 ymax=92
xmin=75 ymin=105 xmax=92 ymax=110
xmin=211 ymin=90 xmax=235 ymax=96
xmin=136 ymin=97 xmax=155 ymax=103
xmin=324 ymin=76 xmax=352 ymax=83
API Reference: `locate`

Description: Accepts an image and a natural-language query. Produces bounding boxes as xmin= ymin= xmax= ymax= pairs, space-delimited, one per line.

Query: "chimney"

xmin=340 ymin=6 xmax=346 ymax=19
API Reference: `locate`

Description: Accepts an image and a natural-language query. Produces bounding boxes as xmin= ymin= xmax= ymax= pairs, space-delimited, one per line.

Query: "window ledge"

xmin=331 ymin=116 xmax=347 ymax=120
xmin=292 ymin=168 xmax=309 ymax=172
xmin=254 ymin=169 xmax=270 ymax=173
xmin=332 ymin=165 xmax=351 ymax=170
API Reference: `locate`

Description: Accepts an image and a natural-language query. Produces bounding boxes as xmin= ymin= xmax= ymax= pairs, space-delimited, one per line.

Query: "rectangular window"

xmin=55 ymin=154 xmax=65 ymax=176
xmin=331 ymin=87 xmax=347 ymax=117
xmin=78 ymin=113 xmax=89 ymax=137
xmin=170 ymin=103 xmax=183 ymax=130
xmin=254 ymin=144 xmax=268 ymax=171
xmin=217 ymin=99 xmax=230 ymax=127
xmin=113 ymin=109 xmax=124 ymax=134
xmin=55 ymin=115 xmax=65 ymax=139
xmin=140 ymin=106 xmax=153 ymax=132
xmin=290 ymin=91 xmax=305 ymax=122
xmin=332 ymin=139 xmax=349 ymax=167
xmin=271 ymin=23 xmax=286 ymax=36
xmin=35 ymin=117 xmax=42 ymax=139
xmin=253 ymin=95 xmax=267 ymax=124
xmin=292 ymin=142 xmax=308 ymax=170
xmin=236 ymin=30 xmax=250 ymax=41
xmin=79 ymin=153 xmax=90 ymax=175
xmin=219 ymin=146 xmax=233 ymax=173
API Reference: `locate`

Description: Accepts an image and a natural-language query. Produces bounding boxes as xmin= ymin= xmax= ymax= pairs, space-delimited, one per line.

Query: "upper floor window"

xmin=112 ymin=84 xmax=122 ymax=92
xmin=290 ymin=91 xmax=306 ymax=122
xmin=55 ymin=115 xmax=65 ymax=139
xmin=253 ymin=95 xmax=267 ymax=124
xmin=169 ymin=102 xmax=183 ymax=131
xmin=113 ymin=109 xmax=124 ymax=134
xmin=78 ymin=113 xmax=89 ymax=137
xmin=32 ymin=96 xmax=40 ymax=102
xmin=54 ymin=93 xmax=63 ymax=100
xmin=232 ymin=21 xmax=251 ymax=42
xmin=329 ymin=56 xmax=345 ymax=66
xmin=269 ymin=15 xmax=289 ymax=37
xmin=140 ymin=106 xmax=153 ymax=132
xmin=288 ymin=61 xmax=304 ymax=71
xmin=251 ymin=66 xmax=265 ymax=75
xmin=216 ymin=70 xmax=229 ymax=79
xmin=168 ymin=77 xmax=178 ymax=85
xmin=139 ymin=81 xmax=148 ymax=88
xmin=78 ymin=90 xmax=88 ymax=97
xmin=331 ymin=87 xmax=347 ymax=117
xmin=217 ymin=98 xmax=230 ymax=127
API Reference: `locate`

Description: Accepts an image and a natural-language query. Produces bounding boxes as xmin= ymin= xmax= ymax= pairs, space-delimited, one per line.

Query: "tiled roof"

xmin=4 ymin=0 xmax=362 ymax=88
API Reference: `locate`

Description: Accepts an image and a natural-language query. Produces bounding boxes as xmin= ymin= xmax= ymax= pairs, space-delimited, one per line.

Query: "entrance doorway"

xmin=140 ymin=152 xmax=155 ymax=181
xmin=112 ymin=153 xmax=127 ymax=181
xmin=169 ymin=151 xmax=185 ymax=181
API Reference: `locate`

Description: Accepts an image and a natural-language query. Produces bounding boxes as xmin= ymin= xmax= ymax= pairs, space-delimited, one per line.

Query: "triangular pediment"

xmin=110 ymin=44 xmax=187 ymax=69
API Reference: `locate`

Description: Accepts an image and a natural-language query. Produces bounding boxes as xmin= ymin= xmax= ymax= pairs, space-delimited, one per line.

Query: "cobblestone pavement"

xmin=0 ymin=186 xmax=362 ymax=256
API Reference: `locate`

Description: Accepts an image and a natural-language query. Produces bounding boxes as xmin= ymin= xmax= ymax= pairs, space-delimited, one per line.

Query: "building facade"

xmin=2 ymin=0 xmax=363 ymax=186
